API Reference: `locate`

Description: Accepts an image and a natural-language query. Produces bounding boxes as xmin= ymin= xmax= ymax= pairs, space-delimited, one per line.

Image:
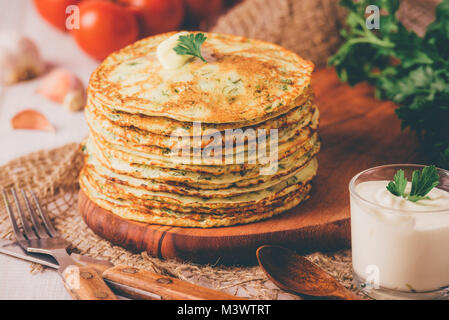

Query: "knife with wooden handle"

xmin=0 ymin=239 xmax=243 ymax=300
xmin=103 ymin=265 xmax=245 ymax=300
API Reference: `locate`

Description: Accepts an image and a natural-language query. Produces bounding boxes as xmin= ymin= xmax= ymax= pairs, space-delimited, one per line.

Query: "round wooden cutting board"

xmin=79 ymin=69 xmax=425 ymax=265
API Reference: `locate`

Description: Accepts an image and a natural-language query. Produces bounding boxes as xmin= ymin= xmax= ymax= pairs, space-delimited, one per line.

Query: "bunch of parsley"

xmin=329 ymin=0 xmax=449 ymax=168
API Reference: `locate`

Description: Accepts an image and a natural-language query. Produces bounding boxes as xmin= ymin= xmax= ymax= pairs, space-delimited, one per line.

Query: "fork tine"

xmin=29 ymin=189 xmax=58 ymax=237
xmin=10 ymin=188 xmax=37 ymax=240
xmin=21 ymin=189 xmax=49 ymax=239
xmin=2 ymin=189 xmax=26 ymax=242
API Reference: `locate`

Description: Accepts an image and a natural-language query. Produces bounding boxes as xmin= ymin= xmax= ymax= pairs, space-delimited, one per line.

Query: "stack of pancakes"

xmin=80 ymin=32 xmax=320 ymax=228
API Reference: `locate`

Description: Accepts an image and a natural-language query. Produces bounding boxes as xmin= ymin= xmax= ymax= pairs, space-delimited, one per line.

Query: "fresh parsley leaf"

xmin=409 ymin=165 xmax=440 ymax=199
xmin=173 ymin=33 xmax=207 ymax=63
xmin=386 ymin=166 xmax=440 ymax=202
xmin=386 ymin=169 xmax=407 ymax=197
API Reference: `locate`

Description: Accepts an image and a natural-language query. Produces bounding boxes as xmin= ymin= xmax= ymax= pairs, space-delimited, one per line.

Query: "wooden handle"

xmin=102 ymin=265 xmax=245 ymax=300
xmin=62 ymin=265 xmax=117 ymax=300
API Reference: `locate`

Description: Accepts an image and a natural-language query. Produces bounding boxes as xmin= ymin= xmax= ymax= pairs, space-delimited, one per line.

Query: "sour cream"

xmin=350 ymin=180 xmax=449 ymax=293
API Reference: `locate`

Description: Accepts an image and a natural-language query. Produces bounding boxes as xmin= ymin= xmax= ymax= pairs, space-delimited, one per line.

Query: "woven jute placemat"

xmin=0 ymin=0 xmax=439 ymax=299
xmin=212 ymin=0 xmax=347 ymax=67
xmin=0 ymin=143 xmax=356 ymax=299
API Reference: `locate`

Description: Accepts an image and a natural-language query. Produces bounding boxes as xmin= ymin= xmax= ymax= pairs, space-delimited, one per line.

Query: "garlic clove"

xmin=11 ymin=109 xmax=55 ymax=132
xmin=36 ymin=68 xmax=86 ymax=111
xmin=0 ymin=32 xmax=45 ymax=84
xmin=63 ymin=90 xmax=86 ymax=112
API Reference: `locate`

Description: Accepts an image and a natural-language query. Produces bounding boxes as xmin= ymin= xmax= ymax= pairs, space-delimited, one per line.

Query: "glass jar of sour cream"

xmin=349 ymin=164 xmax=449 ymax=300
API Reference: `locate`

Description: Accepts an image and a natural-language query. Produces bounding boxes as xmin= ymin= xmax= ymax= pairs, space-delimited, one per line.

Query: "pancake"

xmin=80 ymin=31 xmax=320 ymax=228
xmin=88 ymin=130 xmax=320 ymax=176
xmin=82 ymin=158 xmax=316 ymax=213
xmin=85 ymin=147 xmax=318 ymax=198
xmin=88 ymin=32 xmax=314 ymax=124
xmin=87 ymin=110 xmax=319 ymax=165
xmin=80 ymin=174 xmax=311 ymax=227
xmin=84 ymin=132 xmax=320 ymax=187
xmin=86 ymin=99 xmax=317 ymax=150
xmin=89 ymin=87 xmax=315 ymax=137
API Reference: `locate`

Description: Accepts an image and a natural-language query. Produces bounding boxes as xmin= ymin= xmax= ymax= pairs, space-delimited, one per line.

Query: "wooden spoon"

xmin=256 ymin=245 xmax=362 ymax=300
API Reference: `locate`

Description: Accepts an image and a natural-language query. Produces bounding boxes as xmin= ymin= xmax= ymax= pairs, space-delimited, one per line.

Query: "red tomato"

xmin=121 ymin=0 xmax=184 ymax=37
xmin=185 ymin=0 xmax=222 ymax=22
xmin=71 ymin=1 xmax=139 ymax=60
xmin=33 ymin=0 xmax=81 ymax=32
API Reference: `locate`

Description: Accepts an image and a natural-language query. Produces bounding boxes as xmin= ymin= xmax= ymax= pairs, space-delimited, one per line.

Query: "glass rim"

xmin=349 ymin=163 xmax=449 ymax=214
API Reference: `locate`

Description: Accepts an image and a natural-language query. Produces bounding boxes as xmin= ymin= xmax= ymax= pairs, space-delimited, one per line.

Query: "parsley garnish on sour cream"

xmin=386 ymin=165 xmax=440 ymax=202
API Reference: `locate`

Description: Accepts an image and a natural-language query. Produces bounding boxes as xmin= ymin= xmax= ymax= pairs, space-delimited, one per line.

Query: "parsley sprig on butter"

xmin=173 ymin=33 xmax=207 ymax=63
xmin=387 ymin=166 xmax=440 ymax=202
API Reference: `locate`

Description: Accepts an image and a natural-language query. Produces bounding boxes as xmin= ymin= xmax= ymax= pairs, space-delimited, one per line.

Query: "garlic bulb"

xmin=0 ymin=32 xmax=45 ymax=84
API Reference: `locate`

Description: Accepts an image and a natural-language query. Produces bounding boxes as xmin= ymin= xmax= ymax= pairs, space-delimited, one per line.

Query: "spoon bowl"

xmin=256 ymin=245 xmax=361 ymax=300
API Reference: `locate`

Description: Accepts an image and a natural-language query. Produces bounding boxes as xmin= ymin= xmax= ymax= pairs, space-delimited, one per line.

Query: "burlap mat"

xmin=0 ymin=0 xmax=439 ymax=299
xmin=0 ymin=143 xmax=352 ymax=299
xmin=212 ymin=0 xmax=347 ymax=67
xmin=0 ymin=143 xmax=356 ymax=299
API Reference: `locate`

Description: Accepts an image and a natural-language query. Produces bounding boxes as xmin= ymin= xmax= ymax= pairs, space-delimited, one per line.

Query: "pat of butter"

xmin=157 ymin=32 xmax=190 ymax=70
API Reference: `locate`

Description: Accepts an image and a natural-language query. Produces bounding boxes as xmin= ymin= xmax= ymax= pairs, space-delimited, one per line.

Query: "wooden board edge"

xmin=79 ymin=190 xmax=350 ymax=265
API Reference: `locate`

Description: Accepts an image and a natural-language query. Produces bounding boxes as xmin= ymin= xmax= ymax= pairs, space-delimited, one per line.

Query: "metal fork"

xmin=2 ymin=188 xmax=117 ymax=300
